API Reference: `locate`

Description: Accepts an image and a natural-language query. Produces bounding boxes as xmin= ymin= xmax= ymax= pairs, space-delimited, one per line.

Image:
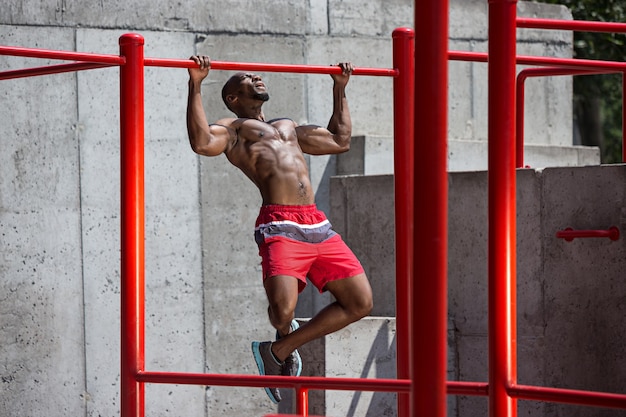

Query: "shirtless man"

xmin=187 ymin=55 xmax=373 ymax=403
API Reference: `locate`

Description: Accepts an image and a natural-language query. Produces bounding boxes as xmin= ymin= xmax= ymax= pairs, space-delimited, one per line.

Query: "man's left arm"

xmin=297 ymin=62 xmax=353 ymax=155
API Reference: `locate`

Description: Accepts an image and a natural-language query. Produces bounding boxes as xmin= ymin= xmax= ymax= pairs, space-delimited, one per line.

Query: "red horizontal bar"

xmin=556 ymin=226 xmax=620 ymax=241
xmin=509 ymin=384 xmax=626 ymax=409
xmin=447 ymin=381 xmax=490 ymax=396
xmin=144 ymin=57 xmax=398 ymax=77
xmin=138 ymin=371 xmax=409 ymax=392
xmin=449 ymin=50 xmax=626 ymax=72
xmin=0 ymin=62 xmax=114 ymax=80
xmin=138 ymin=371 xmax=491 ymax=396
xmin=517 ymin=17 xmax=626 ymax=34
xmin=518 ymin=67 xmax=618 ymax=79
xmin=0 ymin=44 xmax=125 ymax=65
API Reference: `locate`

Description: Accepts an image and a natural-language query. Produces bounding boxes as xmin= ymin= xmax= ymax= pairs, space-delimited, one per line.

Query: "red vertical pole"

xmin=119 ymin=33 xmax=146 ymax=417
xmin=412 ymin=0 xmax=448 ymax=416
xmin=515 ymin=73 xmax=526 ymax=168
xmin=488 ymin=2 xmax=518 ymax=417
xmin=295 ymin=387 xmax=309 ymax=416
xmin=622 ymin=71 xmax=625 ymax=162
xmin=392 ymin=27 xmax=415 ymax=417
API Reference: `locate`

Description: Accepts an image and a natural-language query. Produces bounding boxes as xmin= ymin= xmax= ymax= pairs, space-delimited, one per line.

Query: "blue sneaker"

xmin=251 ymin=341 xmax=282 ymax=403
xmin=276 ymin=320 xmax=303 ymax=377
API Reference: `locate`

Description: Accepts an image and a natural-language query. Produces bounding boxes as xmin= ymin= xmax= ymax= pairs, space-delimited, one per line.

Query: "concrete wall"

xmin=330 ymin=165 xmax=626 ymax=417
xmin=0 ymin=0 xmax=608 ymax=416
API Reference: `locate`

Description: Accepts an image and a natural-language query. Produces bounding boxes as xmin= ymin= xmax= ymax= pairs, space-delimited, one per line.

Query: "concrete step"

xmin=337 ymin=135 xmax=600 ymax=176
xmin=278 ymin=317 xmax=457 ymax=416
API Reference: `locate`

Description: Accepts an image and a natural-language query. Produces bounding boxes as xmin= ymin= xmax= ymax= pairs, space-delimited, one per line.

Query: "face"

xmin=235 ymin=72 xmax=270 ymax=102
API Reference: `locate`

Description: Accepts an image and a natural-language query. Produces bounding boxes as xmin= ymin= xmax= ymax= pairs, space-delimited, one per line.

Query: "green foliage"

xmin=534 ymin=0 xmax=625 ymax=163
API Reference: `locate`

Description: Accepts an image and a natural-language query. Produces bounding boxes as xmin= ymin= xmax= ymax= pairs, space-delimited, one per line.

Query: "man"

xmin=186 ymin=55 xmax=373 ymax=403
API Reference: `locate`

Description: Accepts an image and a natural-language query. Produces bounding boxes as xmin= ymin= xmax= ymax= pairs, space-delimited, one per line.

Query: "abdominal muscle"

xmin=225 ymin=119 xmax=315 ymax=206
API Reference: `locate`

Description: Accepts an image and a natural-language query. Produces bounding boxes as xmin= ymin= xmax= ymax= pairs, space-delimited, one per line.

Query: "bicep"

xmin=296 ymin=124 xmax=347 ymax=155
xmin=195 ymin=123 xmax=235 ymax=156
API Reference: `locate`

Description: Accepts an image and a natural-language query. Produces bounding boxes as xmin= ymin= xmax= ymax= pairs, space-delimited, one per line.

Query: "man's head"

xmin=221 ymin=72 xmax=270 ymax=115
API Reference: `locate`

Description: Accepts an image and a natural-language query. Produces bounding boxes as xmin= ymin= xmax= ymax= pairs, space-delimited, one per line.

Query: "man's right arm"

xmin=186 ymin=55 xmax=234 ymax=156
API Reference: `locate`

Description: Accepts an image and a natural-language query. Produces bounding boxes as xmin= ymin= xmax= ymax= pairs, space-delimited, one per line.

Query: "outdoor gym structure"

xmin=1 ymin=0 xmax=625 ymax=416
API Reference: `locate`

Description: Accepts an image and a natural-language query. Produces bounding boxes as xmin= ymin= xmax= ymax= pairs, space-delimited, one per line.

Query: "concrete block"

xmin=330 ymin=175 xmax=396 ymax=317
xmin=0 ymin=0 xmax=309 ymax=34
xmin=327 ymin=0 xmax=412 ymax=37
xmin=296 ymin=318 xmax=397 ymax=417
xmin=336 ymin=136 xmax=395 ymax=176
xmin=448 ymin=41 xmax=476 ymax=141
xmin=517 ymin=1 xmax=573 ymax=44
xmin=307 ymin=0 xmax=329 ymax=35
xmin=517 ymin=43 xmax=573 ymax=147
xmin=539 ymin=165 xmax=626 ymax=417
xmin=333 ymin=135 xmax=600 ymax=176
xmin=450 ymin=40 xmax=573 ymax=148
xmin=450 ymin=0 xmax=572 ymax=43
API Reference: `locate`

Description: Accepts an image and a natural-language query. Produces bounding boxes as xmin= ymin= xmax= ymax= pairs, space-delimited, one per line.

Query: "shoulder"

xmin=267 ymin=117 xmax=296 ymax=125
xmin=210 ymin=117 xmax=238 ymax=128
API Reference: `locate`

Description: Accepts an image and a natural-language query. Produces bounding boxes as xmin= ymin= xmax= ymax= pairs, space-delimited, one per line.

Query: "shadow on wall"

xmin=346 ymin=322 xmax=397 ymax=417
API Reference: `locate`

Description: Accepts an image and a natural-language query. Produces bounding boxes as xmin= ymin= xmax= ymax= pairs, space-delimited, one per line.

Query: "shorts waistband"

xmin=259 ymin=204 xmax=318 ymax=214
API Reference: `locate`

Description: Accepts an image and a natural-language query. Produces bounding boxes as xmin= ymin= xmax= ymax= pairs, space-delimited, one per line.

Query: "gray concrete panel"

xmin=517 ymin=42 xmax=573 ymax=147
xmin=76 ymin=28 xmax=205 ymax=416
xmin=198 ymin=151 xmax=273 ymax=416
xmin=305 ymin=36 xmax=394 ymax=138
xmin=331 ymin=165 xmax=626 ymax=417
xmin=0 ymin=25 xmax=85 ymax=417
xmin=448 ymin=41 xmax=476 ymax=141
xmin=1 ymin=1 xmax=619 ymax=416
xmin=450 ymin=0 xmax=571 ymax=43
xmin=297 ymin=318 xmax=397 ymax=416
xmin=1 ymin=0 xmax=309 ymax=35
xmin=330 ymin=175 xmax=396 ymax=317
xmin=540 ymin=165 xmax=626 ymax=417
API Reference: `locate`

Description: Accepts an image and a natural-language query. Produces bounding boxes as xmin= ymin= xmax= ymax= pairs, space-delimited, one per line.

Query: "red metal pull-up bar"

xmin=515 ymin=67 xmax=623 ymax=168
xmin=117 ymin=30 xmax=417 ymax=417
xmin=556 ymin=226 xmax=620 ymax=241
xmin=0 ymin=29 xmax=416 ymax=417
xmin=144 ymin=56 xmax=398 ymax=77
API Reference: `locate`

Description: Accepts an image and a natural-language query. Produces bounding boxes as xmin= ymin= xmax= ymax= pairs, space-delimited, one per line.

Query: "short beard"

xmin=253 ymin=92 xmax=270 ymax=102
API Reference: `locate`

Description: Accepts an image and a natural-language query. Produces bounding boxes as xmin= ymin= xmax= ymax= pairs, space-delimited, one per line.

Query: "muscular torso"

xmin=223 ymin=118 xmax=314 ymax=205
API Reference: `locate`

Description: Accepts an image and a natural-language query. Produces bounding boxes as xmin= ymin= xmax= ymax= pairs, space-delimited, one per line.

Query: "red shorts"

xmin=255 ymin=204 xmax=364 ymax=293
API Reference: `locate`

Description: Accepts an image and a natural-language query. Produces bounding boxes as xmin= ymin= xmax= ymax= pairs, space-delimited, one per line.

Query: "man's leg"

xmin=251 ymin=274 xmax=301 ymax=403
xmin=270 ymin=272 xmax=372 ymax=362
xmin=263 ymin=274 xmax=301 ymax=338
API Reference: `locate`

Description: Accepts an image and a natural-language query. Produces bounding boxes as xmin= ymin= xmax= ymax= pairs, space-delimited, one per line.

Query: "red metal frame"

xmin=514 ymin=17 xmax=626 ymax=165
xmin=515 ymin=68 xmax=623 ymax=168
xmin=412 ymin=1 xmax=449 ymax=417
xmin=119 ymin=33 xmax=147 ymax=417
xmin=447 ymin=50 xmax=626 ymax=165
xmin=123 ymin=34 xmax=409 ymax=417
xmin=2 ymin=6 xmax=626 ymax=417
xmin=488 ymin=3 xmax=518 ymax=417
xmin=392 ymin=27 xmax=415 ymax=417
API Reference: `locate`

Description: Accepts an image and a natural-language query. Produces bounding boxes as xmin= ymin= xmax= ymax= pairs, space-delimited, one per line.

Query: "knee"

xmin=268 ymin=301 xmax=296 ymax=327
xmin=348 ymin=294 xmax=373 ymax=321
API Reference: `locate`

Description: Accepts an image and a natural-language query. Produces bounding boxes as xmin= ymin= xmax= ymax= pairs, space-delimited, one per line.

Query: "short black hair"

xmin=221 ymin=72 xmax=245 ymax=111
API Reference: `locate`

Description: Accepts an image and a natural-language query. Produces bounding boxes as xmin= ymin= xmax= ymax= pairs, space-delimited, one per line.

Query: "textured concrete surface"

xmin=0 ymin=0 xmax=615 ymax=416
xmin=337 ymin=136 xmax=601 ymax=175
xmin=330 ymin=165 xmax=626 ymax=417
